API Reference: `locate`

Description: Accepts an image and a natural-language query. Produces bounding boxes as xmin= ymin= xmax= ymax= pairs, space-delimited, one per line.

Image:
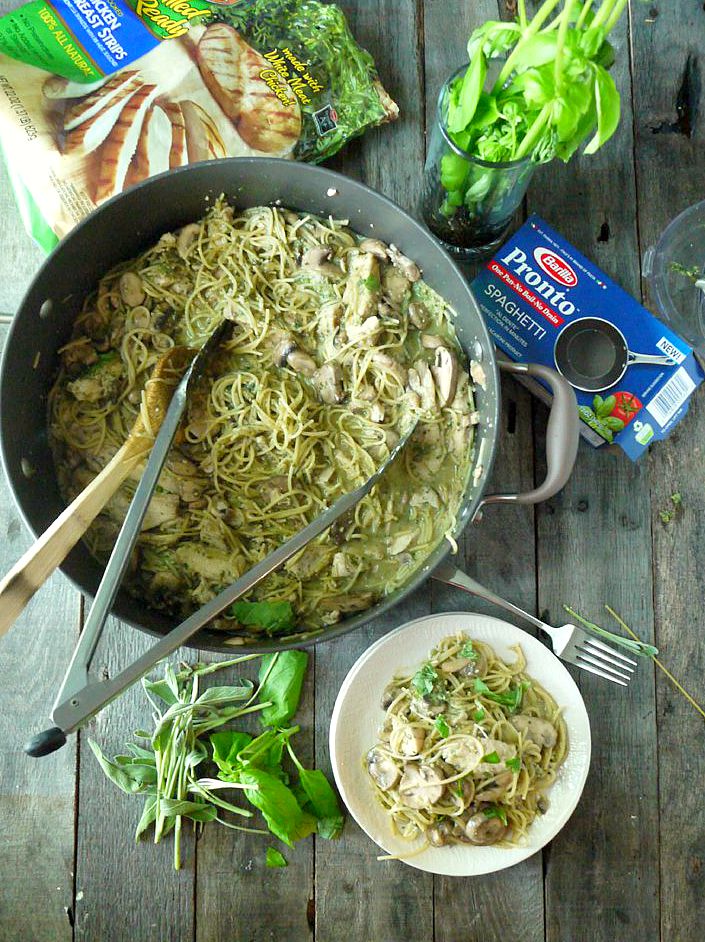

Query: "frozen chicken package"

xmin=0 ymin=0 xmax=398 ymax=250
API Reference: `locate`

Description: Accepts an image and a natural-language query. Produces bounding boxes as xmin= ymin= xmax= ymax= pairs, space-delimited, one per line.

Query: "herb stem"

xmin=603 ymin=0 xmax=628 ymax=33
xmin=513 ymin=102 xmax=552 ymax=159
xmin=554 ymin=0 xmax=577 ymax=87
xmin=605 ymin=606 xmax=705 ymax=722
xmin=493 ymin=0 xmax=563 ymax=91
xmin=575 ymin=0 xmax=594 ymax=29
xmin=518 ymin=0 xmax=528 ymax=28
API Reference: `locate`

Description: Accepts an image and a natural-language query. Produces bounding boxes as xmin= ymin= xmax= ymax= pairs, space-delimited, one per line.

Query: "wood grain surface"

xmin=0 ymin=2 xmax=704 ymax=941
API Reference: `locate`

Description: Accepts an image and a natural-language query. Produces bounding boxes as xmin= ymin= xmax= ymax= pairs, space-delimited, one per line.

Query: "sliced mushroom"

xmin=372 ymin=351 xmax=408 ymax=386
xmin=272 ymin=332 xmax=297 ymax=366
xmin=380 ymin=683 xmax=400 ymax=710
xmin=381 ymin=265 xmax=411 ymax=306
xmin=511 ymin=715 xmax=557 ymax=749
xmin=176 ymin=223 xmax=201 ymax=259
xmin=460 ymin=649 xmax=488 ymax=679
xmin=301 ymin=246 xmax=341 ymax=278
xmin=397 ymin=726 xmax=426 ymax=757
xmin=367 ymin=749 xmax=400 ymax=791
xmin=421 ymin=333 xmax=444 ymax=349
xmin=398 ymin=764 xmax=444 ymax=809
xmin=287 ymin=349 xmax=317 ymax=376
xmin=465 ymin=812 xmax=509 ymax=845
xmin=477 ymin=770 xmax=514 ymax=802
xmin=408 ymin=301 xmax=429 ymax=329
xmin=312 ymin=361 xmax=343 ymax=404
xmin=359 ymin=238 xmax=389 ymax=259
xmin=431 ymin=347 xmax=459 ymax=407
xmin=439 ymin=735 xmax=484 ymax=772
xmin=119 ymin=272 xmax=145 ymax=307
xmin=439 ymin=655 xmax=472 ymax=674
xmin=388 ymin=244 xmax=421 ymax=282
xmin=427 ymin=820 xmax=456 ymax=847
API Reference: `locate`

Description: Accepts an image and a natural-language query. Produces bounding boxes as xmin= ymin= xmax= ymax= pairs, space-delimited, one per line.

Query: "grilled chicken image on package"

xmin=0 ymin=0 xmax=398 ymax=247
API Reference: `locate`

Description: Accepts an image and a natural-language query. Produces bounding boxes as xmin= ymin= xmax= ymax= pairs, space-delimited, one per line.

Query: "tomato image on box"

xmin=472 ymin=215 xmax=704 ymax=459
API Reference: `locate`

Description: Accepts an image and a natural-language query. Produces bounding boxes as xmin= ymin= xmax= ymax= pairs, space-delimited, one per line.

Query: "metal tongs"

xmin=25 ymin=332 xmax=416 ymax=755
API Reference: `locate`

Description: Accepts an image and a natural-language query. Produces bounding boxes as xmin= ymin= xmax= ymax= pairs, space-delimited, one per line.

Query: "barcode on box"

xmin=646 ymin=367 xmax=696 ymax=426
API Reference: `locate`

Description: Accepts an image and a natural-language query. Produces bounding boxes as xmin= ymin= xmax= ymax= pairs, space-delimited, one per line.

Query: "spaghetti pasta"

xmin=48 ymin=200 xmax=478 ymax=639
xmin=366 ymin=633 xmax=568 ymax=849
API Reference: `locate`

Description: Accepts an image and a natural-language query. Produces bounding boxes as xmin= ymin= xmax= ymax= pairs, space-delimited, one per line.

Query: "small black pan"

xmin=554 ymin=316 xmax=676 ymax=392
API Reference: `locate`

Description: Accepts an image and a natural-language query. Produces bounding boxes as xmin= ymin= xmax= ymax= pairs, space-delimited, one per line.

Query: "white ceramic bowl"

xmin=329 ymin=611 xmax=591 ymax=876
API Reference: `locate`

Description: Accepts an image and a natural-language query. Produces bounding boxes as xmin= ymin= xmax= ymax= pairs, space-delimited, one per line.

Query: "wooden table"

xmin=1 ymin=2 xmax=704 ymax=940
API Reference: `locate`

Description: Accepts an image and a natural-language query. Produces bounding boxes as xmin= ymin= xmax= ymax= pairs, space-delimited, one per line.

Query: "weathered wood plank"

xmin=315 ymin=3 xmax=434 ymax=941
xmin=196 ymin=658 xmax=315 ymax=942
xmin=630 ymin=2 xmax=705 ymax=937
xmin=423 ymin=1 xmax=545 ymax=938
xmin=74 ymin=622 xmax=195 ymax=942
xmin=528 ymin=8 xmax=661 ymax=940
xmin=0 ymin=323 xmax=77 ymax=942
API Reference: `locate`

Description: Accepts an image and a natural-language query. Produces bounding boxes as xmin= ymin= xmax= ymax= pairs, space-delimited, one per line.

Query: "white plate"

xmin=329 ymin=611 xmax=591 ymax=876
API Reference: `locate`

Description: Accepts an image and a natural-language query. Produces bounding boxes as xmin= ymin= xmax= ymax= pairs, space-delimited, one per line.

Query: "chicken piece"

xmin=174 ymin=543 xmax=232 ymax=581
xmin=387 ymin=530 xmax=416 ymax=555
xmin=439 ymin=736 xmax=484 ymax=772
xmin=141 ymin=492 xmax=180 ymax=530
xmin=331 ymin=551 xmax=356 ymax=578
xmin=342 ymin=252 xmax=380 ymax=326
xmin=286 ymin=544 xmax=330 ymax=579
xmin=67 ymin=353 xmax=123 ymax=403
xmin=60 ymin=337 xmax=98 ymax=374
xmin=398 ymin=764 xmax=444 ymax=809
xmin=477 ymin=770 xmax=514 ymax=802
xmin=475 ymin=739 xmax=517 ymax=775
xmin=371 ymin=352 xmax=407 ymax=387
xmin=431 ymin=347 xmax=459 ymax=407
xmin=407 ymin=360 xmax=437 ymax=412
xmin=409 ymin=486 xmax=441 ymax=510
xmin=312 ymin=362 xmax=343 ymax=404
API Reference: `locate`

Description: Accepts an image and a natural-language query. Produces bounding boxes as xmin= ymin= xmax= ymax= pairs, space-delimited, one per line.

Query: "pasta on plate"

xmin=366 ymin=633 xmax=568 ymax=850
xmin=49 ymin=201 xmax=479 ymax=640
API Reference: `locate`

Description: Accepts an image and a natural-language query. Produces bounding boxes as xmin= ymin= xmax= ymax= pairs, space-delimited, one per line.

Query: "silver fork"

xmin=432 ymin=563 xmax=636 ymax=686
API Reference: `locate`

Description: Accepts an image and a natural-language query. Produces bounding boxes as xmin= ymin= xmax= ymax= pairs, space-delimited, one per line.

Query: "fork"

xmin=432 ymin=562 xmax=636 ymax=686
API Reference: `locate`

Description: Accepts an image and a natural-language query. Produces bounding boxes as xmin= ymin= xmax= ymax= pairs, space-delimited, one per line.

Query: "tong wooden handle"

xmin=0 ymin=438 xmax=149 ymax=638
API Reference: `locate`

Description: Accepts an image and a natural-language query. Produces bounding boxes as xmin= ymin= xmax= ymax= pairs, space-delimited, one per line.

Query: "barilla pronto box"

xmin=472 ymin=215 xmax=704 ymax=460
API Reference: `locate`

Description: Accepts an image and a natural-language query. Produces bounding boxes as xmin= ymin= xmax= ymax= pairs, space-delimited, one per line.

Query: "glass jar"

xmin=420 ymin=65 xmax=537 ymax=260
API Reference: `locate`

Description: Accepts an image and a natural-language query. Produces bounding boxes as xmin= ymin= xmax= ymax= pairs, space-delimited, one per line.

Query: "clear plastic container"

xmin=643 ymin=199 xmax=705 ymax=352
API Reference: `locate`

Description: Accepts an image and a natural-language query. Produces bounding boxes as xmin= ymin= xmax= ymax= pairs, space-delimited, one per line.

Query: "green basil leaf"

xmin=297 ymin=768 xmax=344 ymax=840
xmin=473 ymin=708 xmax=485 ymax=722
xmin=238 ymin=768 xmax=315 ymax=847
xmin=266 ymin=847 xmax=288 ymax=868
xmin=434 ymin=716 xmax=451 ymax=738
xmin=505 ymin=756 xmax=521 ymax=773
xmin=483 ymin=751 xmax=501 ymax=764
xmin=361 ymin=274 xmax=381 ymax=292
xmin=142 ymin=677 xmax=179 ymax=706
xmin=210 ymin=730 xmax=254 ymax=775
xmin=483 ymin=804 xmax=508 ymax=826
xmin=157 ymin=799 xmax=218 ymax=823
xmin=232 ymin=600 xmax=296 ymax=634
xmin=447 ymin=51 xmax=487 ymax=133
xmin=599 ymin=395 xmax=617 ymax=417
xmin=604 ymin=416 xmax=625 ymax=432
xmin=584 ymin=65 xmax=620 ymax=155
xmin=593 ymin=394 xmax=604 ymax=413
xmin=258 ymin=651 xmax=308 ymax=728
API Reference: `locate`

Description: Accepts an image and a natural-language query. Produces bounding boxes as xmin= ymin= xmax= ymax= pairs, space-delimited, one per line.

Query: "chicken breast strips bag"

xmin=0 ymin=0 xmax=397 ymax=249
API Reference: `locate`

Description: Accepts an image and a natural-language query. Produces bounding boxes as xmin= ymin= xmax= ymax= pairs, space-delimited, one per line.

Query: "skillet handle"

xmin=479 ymin=360 xmax=579 ymax=508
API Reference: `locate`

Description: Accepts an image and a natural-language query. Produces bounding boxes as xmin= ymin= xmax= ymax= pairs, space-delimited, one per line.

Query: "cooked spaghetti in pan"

xmin=48 ymin=201 xmax=479 ymax=640
xmin=366 ymin=633 xmax=568 ymax=849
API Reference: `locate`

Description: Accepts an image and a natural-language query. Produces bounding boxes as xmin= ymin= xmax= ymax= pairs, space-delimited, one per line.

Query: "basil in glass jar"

xmin=420 ymin=65 xmax=536 ymax=260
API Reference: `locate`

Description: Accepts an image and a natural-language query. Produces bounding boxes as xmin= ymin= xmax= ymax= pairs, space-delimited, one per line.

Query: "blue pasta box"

xmin=471 ymin=215 xmax=705 ymax=459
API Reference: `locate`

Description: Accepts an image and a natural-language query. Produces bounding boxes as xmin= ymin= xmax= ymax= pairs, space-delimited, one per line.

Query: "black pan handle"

xmin=24 ymin=726 xmax=67 ymax=757
xmin=480 ymin=360 xmax=579 ymax=508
